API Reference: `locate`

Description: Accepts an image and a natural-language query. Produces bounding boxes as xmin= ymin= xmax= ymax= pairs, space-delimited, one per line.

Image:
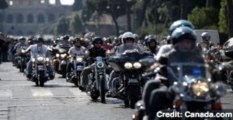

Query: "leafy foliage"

xmin=72 ymin=0 xmax=83 ymax=11
xmin=70 ymin=13 xmax=84 ymax=34
xmin=188 ymin=7 xmax=218 ymax=29
xmin=54 ymin=17 xmax=70 ymax=35
xmin=0 ymin=0 xmax=8 ymax=10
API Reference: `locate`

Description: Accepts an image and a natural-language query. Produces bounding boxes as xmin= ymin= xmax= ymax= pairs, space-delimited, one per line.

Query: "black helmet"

xmin=73 ymin=37 xmax=82 ymax=44
xmin=166 ymin=35 xmax=172 ymax=44
xmin=62 ymin=35 xmax=69 ymax=41
xmin=19 ymin=36 xmax=26 ymax=41
xmin=37 ymin=37 xmax=44 ymax=43
xmin=171 ymin=26 xmax=196 ymax=45
xmin=201 ymin=32 xmax=211 ymax=41
xmin=145 ymin=35 xmax=157 ymax=46
xmin=92 ymin=36 xmax=103 ymax=45
xmin=169 ymin=20 xmax=194 ymax=34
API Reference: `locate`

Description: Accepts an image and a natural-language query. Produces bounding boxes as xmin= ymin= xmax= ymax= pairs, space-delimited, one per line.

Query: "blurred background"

xmin=0 ymin=0 xmax=232 ymax=43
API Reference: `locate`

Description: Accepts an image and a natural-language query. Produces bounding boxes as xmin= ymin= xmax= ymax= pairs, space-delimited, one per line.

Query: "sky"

xmin=49 ymin=0 xmax=75 ymax=5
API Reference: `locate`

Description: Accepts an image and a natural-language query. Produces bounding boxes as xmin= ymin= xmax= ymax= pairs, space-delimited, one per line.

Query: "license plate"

xmin=38 ymin=65 xmax=44 ymax=70
xmin=77 ymin=66 xmax=83 ymax=71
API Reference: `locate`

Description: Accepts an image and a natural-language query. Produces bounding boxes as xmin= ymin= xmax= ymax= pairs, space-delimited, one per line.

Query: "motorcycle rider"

xmin=107 ymin=32 xmax=151 ymax=97
xmin=24 ymin=37 xmax=54 ymax=79
xmin=66 ymin=37 xmax=87 ymax=80
xmin=198 ymin=32 xmax=214 ymax=52
xmin=144 ymin=35 xmax=158 ymax=54
xmin=142 ymin=20 xmax=196 ymax=119
xmin=13 ymin=37 xmax=28 ymax=66
xmin=80 ymin=36 xmax=106 ymax=90
xmin=13 ymin=37 xmax=27 ymax=56
xmin=144 ymin=26 xmax=204 ymax=120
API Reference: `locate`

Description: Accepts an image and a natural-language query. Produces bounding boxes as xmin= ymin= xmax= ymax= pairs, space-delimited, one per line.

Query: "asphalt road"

xmin=0 ymin=62 xmax=233 ymax=120
xmin=0 ymin=62 xmax=134 ymax=120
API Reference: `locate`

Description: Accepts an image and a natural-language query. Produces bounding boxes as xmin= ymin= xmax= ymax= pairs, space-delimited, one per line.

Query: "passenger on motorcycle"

xmin=144 ymin=26 xmax=204 ymax=120
xmin=197 ymin=32 xmax=215 ymax=52
xmin=24 ymin=37 xmax=54 ymax=79
xmin=80 ymin=37 xmax=106 ymax=90
xmin=66 ymin=37 xmax=87 ymax=78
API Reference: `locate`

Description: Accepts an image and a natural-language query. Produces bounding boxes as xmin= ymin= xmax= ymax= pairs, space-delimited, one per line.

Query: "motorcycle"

xmin=67 ymin=55 xmax=86 ymax=87
xmin=31 ymin=55 xmax=53 ymax=86
xmin=86 ymin=56 xmax=107 ymax=103
xmin=19 ymin=48 xmax=30 ymax=72
xmin=219 ymin=62 xmax=233 ymax=90
xmin=133 ymin=62 xmax=227 ymax=120
xmin=53 ymin=47 xmax=69 ymax=78
xmin=108 ymin=49 xmax=155 ymax=108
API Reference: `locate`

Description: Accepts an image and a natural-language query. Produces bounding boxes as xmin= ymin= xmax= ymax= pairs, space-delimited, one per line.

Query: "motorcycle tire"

xmin=20 ymin=66 xmax=24 ymax=72
xmin=100 ymin=77 xmax=106 ymax=103
xmin=90 ymin=87 xmax=99 ymax=101
xmin=39 ymin=72 xmax=45 ymax=87
xmin=128 ymin=86 xmax=140 ymax=109
xmin=35 ymin=78 xmax=39 ymax=86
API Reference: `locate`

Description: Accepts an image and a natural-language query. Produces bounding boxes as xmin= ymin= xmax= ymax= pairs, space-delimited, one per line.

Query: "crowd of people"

xmin=0 ymin=19 xmax=232 ymax=120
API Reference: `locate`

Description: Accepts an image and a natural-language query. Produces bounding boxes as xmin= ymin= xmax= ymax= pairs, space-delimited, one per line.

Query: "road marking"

xmin=69 ymin=88 xmax=86 ymax=97
xmin=31 ymin=88 xmax=53 ymax=97
xmin=0 ymin=89 xmax=12 ymax=98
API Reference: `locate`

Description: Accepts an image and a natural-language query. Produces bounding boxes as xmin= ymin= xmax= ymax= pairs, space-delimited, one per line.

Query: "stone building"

xmin=0 ymin=0 xmax=72 ymax=35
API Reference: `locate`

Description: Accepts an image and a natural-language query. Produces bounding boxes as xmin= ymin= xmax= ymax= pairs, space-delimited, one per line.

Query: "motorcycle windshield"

xmin=116 ymin=44 xmax=148 ymax=55
xmin=167 ymin=62 xmax=211 ymax=85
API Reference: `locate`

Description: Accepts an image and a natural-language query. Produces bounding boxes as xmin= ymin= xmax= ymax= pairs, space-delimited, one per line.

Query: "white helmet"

xmin=122 ymin=32 xmax=135 ymax=44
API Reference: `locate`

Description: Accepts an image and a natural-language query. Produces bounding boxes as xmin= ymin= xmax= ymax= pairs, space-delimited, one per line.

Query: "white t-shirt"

xmin=25 ymin=44 xmax=49 ymax=59
xmin=68 ymin=46 xmax=86 ymax=57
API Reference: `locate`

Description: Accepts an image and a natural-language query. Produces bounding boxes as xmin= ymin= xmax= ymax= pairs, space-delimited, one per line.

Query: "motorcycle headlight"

xmin=21 ymin=49 xmax=25 ymax=53
xmin=45 ymin=57 xmax=50 ymax=62
xmin=192 ymin=81 xmax=209 ymax=96
xmin=61 ymin=54 xmax=66 ymax=58
xmin=76 ymin=57 xmax=83 ymax=63
xmin=124 ymin=62 xmax=133 ymax=69
xmin=32 ymin=58 xmax=36 ymax=62
xmin=56 ymin=54 xmax=60 ymax=58
xmin=37 ymin=56 xmax=44 ymax=62
xmin=213 ymin=82 xmax=227 ymax=97
xmin=133 ymin=62 xmax=142 ymax=69
xmin=97 ymin=62 xmax=104 ymax=68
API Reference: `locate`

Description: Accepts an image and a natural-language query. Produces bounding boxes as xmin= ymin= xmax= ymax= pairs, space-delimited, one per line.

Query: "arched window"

xmin=37 ymin=14 xmax=45 ymax=23
xmin=16 ymin=14 xmax=24 ymax=23
xmin=27 ymin=14 xmax=34 ymax=23
xmin=48 ymin=14 xmax=55 ymax=22
xmin=6 ymin=14 xmax=13 ymax=23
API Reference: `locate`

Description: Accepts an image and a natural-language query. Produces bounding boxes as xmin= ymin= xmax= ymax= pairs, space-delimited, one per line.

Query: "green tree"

xmin=54 ymin=17 xmax=70 ymax=35
xmin=72 ymin=0 xmax=83 ymax=11
xmin=70 ymin=13 xmax=84 ymax=34
xmin=227 ymin=0 xmax=233 ymax=37
xmin=188 ymin=7 xmax=218 ymax=29
xmin=0 ymin=0 xmax=8 ymax=9
xmin=86 ymin=0 xmax=136 ymax=35
xmin=219 ymin=0 xmax=227 ymax=34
